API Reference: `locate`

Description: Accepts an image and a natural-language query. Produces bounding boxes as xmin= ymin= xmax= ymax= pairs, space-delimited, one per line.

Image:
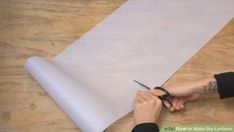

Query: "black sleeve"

xmin=132 ymin=123 xmax=159 ymax=132
xmin=214 ymin=72 xmax=234 ymax=99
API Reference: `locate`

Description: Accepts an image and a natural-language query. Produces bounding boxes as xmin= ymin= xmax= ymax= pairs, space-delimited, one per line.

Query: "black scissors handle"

xmin=154 ymin=87 xmax=172 ymax=108
xmin=133 ymin=80 xmax=173 ymax=108
xmin=158 ymin=96 xmax=172 ymax=108
xmin=154 ymin=87 xmax=170 ymax=97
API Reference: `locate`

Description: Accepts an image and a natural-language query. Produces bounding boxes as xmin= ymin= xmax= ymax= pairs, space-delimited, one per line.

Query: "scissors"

xmin=133 ymin=80 xmax=172 ymax=108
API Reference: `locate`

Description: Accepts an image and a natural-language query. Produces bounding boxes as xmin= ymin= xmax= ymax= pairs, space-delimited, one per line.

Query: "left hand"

xmin=133 ymin=91 xmax=162 ymax=125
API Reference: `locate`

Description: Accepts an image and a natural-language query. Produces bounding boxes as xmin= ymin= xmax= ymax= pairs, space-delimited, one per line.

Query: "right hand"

xmin=150 ymin=78 xmax=215 ymax=111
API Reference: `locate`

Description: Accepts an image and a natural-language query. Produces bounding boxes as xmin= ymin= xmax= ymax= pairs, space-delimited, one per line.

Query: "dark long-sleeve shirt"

xmin=132 ymin=72 xmax=234 ymax=132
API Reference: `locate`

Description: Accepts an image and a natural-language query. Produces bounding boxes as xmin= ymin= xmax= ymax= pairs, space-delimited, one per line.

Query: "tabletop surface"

xmin=0 ymin=1 xmax=234 ymax=132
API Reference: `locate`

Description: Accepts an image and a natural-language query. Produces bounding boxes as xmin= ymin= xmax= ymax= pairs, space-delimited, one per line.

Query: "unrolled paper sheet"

xmin=26 ymin=0 xmax=234 ymax=131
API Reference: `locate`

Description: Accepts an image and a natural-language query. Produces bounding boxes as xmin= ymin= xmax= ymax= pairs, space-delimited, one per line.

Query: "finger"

xmin=170 ymin=105 xmax=174 ymax=112
xmin=177 ymin=98 xmax=186 ymax=109
xmin=172 ymin=98 xmax=180 ymax=110
xmin=175 ymin=98 xmax=185 ymax=110
xmin=136 ymin=90 xmax=145 ymax=98
xmin=156 ymin=96 xmax=171 ymax=109
xmin=139 ymin=91 xmax=152 ymax=101
xmin=150 ymin=89 xmax=164 ymax=96
xmin=180 ymin=104 xmax=184 ymax=109
xmin=175 ymin=100 xmax=182 ymax=110
xmin=164 ymin=100 xmax=172 ymax=109
xmin=174 ymin=101 xmax=182 ymax=110
xmin=136 ymin=91 xmax=146 ymax=102
xmin=134 ymin=99 xmax=144 ymax=110
xmin=168 ymin=97 xmax=175 ymax=112
xmin=150 ymin=94 xmax=162 ymax=105
xmin=172 ymin=98 xmax=183 ymax=110
xmin=136 ymin=94 xmax=146 ymax=103
xmin=136 ymin=90 xmax=144 ymax=96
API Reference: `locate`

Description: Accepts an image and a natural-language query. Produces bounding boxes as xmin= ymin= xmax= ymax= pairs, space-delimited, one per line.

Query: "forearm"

xmin=194 ymin=72 xmax=234 ymax=99
xmin=153 ymin=72 xmax=234 ymax=112
xmin=193 ymin=77 xmax=218 ymax=95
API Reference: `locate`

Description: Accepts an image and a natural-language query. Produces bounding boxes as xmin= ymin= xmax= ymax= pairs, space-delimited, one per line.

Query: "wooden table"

xmin=0 ymin=1 xmax=233 ymax=131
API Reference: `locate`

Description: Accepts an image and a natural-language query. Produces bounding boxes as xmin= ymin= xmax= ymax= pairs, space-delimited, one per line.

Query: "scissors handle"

xmin=132 ymin=80 xmax=173 ymax=108
xmin=158 ymin=96 xmax=172 ymax=108
xmin=154 ymin=87 xmax=170 ymax=97
xmin=154 ymin=87 xmax=172 ymax=108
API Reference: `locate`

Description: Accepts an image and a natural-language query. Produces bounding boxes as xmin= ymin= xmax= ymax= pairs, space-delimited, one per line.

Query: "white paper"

xmin=25 ymin=0 xmax=234 ymax=131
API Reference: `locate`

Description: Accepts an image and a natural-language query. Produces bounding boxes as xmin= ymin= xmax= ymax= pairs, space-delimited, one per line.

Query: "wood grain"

xmin=0 ymin=0 xmax=233 ymax=132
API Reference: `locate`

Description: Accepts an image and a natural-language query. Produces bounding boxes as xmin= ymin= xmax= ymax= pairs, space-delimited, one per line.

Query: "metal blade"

xmin=133 ymin=80 xmax=151 ymax=90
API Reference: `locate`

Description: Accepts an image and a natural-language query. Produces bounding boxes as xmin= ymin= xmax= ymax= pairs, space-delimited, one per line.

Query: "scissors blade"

xmin=133 ymin=80 xmax=151 ymax=90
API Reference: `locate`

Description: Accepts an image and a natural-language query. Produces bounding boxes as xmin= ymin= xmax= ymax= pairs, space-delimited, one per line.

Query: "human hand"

xmin=150 ymin=78 xmax=216 ymax=112
xmin=133 ymin=91 xmax=162 ymax=125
